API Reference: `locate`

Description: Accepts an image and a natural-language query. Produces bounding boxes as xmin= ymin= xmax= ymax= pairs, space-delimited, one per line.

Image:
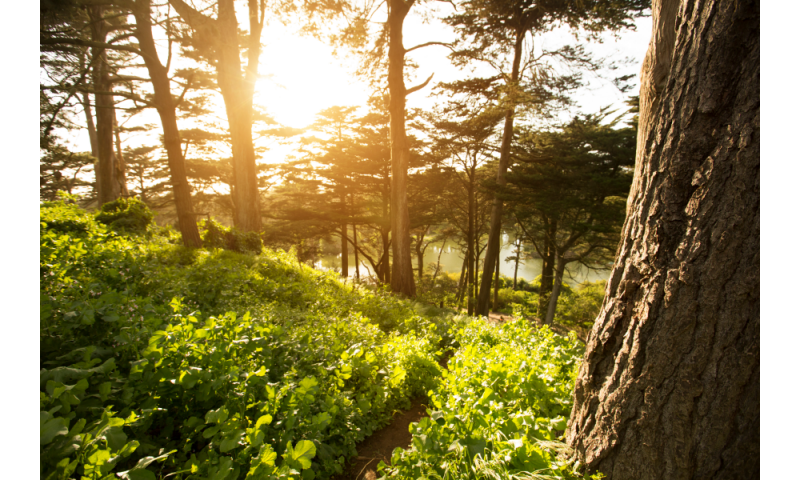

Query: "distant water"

xmin=316 ymin=237 xmax=611 ymax=287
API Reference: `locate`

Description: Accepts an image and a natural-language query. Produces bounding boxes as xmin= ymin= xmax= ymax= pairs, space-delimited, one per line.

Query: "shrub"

xmin=200 ymin=218 xmax=263 ymax=254
xmin=95 ymin=197 xmax=154 ymax=233
xmin=556 ymin=280 xmax=607 ymax=329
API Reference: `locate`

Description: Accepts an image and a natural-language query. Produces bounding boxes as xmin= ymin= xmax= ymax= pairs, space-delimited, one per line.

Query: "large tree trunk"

xmin=133 ymin=0 xmax=202 ymax=248
xmin=566 ymin=1 xmax=759 ymax=479
xmin=387 ymin=0 xmax=416 ymax=297
xmin=476 ymin=28 xmax=524 ymax=315
xmin=169 ymin=0 xmax=264 ymax=232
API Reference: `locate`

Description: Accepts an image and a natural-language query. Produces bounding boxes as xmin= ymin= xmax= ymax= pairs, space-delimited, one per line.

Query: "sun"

xmin=254 ymin=24 xmax=370 ymax=130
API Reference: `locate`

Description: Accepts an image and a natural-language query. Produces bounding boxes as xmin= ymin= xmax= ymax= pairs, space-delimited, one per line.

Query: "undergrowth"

xmin=40 ymin=200 xmax=595 ymax=480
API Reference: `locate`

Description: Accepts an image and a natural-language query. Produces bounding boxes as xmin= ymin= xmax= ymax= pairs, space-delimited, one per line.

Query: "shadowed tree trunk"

xmin=88 ymin=5 xmax=122 ymax=205
xmin=132 ymin=0 xmax=202 ymax=248
xmin=476 ymin=29 xmax=524 ymax=315
xmin=567 ymin=1 xmax=759 ymax=479
xmin=386 ymin=0 xmax=416 ymax=297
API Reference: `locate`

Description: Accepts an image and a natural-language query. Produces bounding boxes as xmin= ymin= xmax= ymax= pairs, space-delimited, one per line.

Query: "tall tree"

xmin=451 ymin=0 xmax=650 ymax=315
xmin=132 ymin=0 xmax=203 ymax=247
xmin=567 ymin=1 xmax=759 ymax=478
xmin=505 ymin=112 xmax=635 ymax=322
xmin=168 ymin=0 xmax=267 ymax=232
xmin=385 ymin=0 xmax=438 ymax=297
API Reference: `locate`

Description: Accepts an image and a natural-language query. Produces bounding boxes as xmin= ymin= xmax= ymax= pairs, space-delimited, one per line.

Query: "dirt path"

xmin=331 ymin=397 xmax=429 ymax=480
xmin=332 ymin=352 xmax=454 ymax=479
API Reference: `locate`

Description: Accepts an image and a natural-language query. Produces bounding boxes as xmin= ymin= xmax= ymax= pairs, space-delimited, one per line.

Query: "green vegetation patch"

xmin=383 ymin=318 xmax=598 ymax=480
xmin=40 ymin=201 xmax=446 ymax=480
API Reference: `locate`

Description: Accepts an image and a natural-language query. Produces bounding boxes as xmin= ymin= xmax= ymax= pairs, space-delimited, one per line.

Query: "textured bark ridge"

xmin=566 ymin=1 xmax=760 ymax=479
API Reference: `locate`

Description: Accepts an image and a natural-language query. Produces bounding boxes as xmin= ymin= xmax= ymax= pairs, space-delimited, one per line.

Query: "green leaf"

xmin=41 ymin=416 xmax=68 ymax=445
xmin=389 ymin=366 xmax=406 ymax=387
xmin=205 ymin=406 xmax=229 ymax=424
xmin=126 ymin=469 xmax=157 ymax=480
xmin=209 ymin=456 xmax=234 ymax=480
xmin=255 ymin=414 xmax=272 ymax=430
xmin=104 ymin=426 xmax=128 ymax=451
xmin=258 ymin=444 xmax=277 ymax=467
xmin=220 ymin=429 xmax=245 ymax=452
xmin=98 ymin=382 xmax=112 ymax=401
xmin=289 ymin=440 xmax=316 ymax=469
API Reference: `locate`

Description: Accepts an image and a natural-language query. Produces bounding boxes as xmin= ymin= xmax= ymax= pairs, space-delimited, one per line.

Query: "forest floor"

xmin=331 ymin=397 xmax=429 ymax=480
xmin=332 ymin=349 xmax=455 ymax=479
xmin=331 ymin=311 xmax=583 ymax=479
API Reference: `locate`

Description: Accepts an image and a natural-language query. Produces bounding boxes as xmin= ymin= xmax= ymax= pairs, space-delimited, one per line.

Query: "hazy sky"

xmin=59 ymin=7 xmax=653 ymax=166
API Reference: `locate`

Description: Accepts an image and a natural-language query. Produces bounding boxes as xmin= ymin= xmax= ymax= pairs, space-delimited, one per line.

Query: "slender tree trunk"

xmin=432 ymin=237 xmax=447 ymax=281
xmin=544 ymin=253 xmax=567 ymax=325
xmin=80 ymin=91 xmax=98 ymax=160
xmin=88 ymin=5 xmax=121 ymax=205
xmin=567 ymin=1 xmax=759 ymax=479
xmin=112 ymin=109 xmax=129 ymax=197
xmin=476 ymin=28 xmax=525 ymax=315
xmin=455 ymin=251 xmax=468 ymax=307
xmin=492 ymin=250 xmax=500 ymax=311
xmin=132 ymin=0 xmax=202 ymax=247
xmin=466 ymin=182 xmax=475 ymax=315
xmin=513 ymin=240 xmax=521 ymax=290
xmin=341 ymin=223 xmax=349 ymax=277
xmin=538 ymin=220 xmax=558 ymax=316
xmin=387 ymin=0 xmax=415 ymax=297
xmin=353 ymin=224 xmax=360 ymax=281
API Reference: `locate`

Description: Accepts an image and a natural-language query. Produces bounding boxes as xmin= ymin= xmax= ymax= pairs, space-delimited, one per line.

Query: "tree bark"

xmin=387 ymin=0 xmax=416 ymax=297
xmin=476 ymin=28 xmax=525 ymax=315
xmin=567 ymin=2 xmax=759 ymax=479
xmin=132 ymin=0 xmax=202 ymax=248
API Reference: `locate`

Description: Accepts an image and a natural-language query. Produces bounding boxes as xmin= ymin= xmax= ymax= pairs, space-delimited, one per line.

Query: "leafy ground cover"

xmin=40 ymin=200 xmax=445 ymax=480
xmin=40 ymin=200 xmax=596 ymax=480
xmin=381 ymin=318 xmax=600 ymax=480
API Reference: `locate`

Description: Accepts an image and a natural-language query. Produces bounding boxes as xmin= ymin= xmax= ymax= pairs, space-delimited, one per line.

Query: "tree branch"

xmin=405 ymin=72 xmax=434 ymax=96
xmin=41 ymin=37 xmax=142 ymax=55
xmin=405 ymin=41 xmax=454 ymax=54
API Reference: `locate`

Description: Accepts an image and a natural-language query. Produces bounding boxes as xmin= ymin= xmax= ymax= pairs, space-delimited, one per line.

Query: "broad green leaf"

xmin=206 ymin=406 xmax=229 ymax=424
xmin=255 ymin=414 xmax=272 ymax=430
xmin=258 ymin=444 xmax=277 ymax=466
xmin=41 ymin=416 xmax=68 ymax=445
xmin=220 ymin=429 xmax=245 ymax=452
xmin=290 ymin=440 xmax=316 ymax=469
xmin=209 ymin=456 xmax=234 ymax=480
